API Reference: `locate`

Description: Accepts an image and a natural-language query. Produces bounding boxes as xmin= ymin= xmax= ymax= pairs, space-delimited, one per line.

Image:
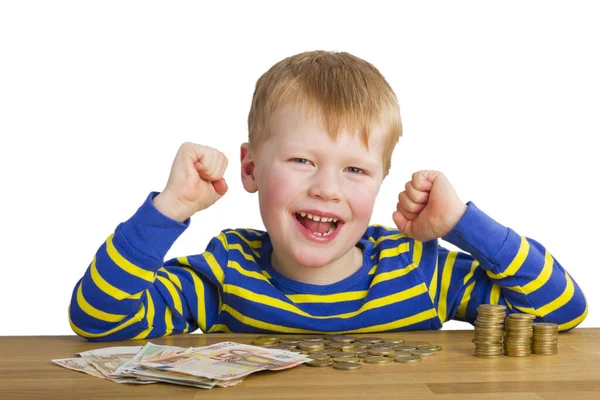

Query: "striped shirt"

xmin=69 ymin=192 xmax=588 ymax=341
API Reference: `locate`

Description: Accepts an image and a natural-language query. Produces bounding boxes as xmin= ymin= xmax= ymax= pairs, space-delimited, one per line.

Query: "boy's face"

xmin=241 ymin=104 xmax=389 ymax=270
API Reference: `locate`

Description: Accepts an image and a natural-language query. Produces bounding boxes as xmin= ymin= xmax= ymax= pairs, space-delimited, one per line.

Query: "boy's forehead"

xmin=270 ymin=104 xmax=389 ymax=149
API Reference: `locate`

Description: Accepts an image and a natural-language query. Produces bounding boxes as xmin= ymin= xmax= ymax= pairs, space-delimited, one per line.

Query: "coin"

xmin=357 ymin=337 xmax=383 ymax=344
xmin=368 ymin=343 xmax=396 ymax=349
xmin=354 ymin=349 xmax=370 ymax=358
xmin=382 ymin=338 xmax=405 ymax=344
xmin=472 ymin=339 xmax=502 ymax=345
xmin=419 ymin=344 xmax=442 ymax=351
xmin=507 ymin=313 xmax=536 ymax=320
xmin=328 ymin=351 xmax=356 ymax=359
xmin=364 ymin=356 xmax=392 ymax=364
xmin=410 ymin=349 xmax=435 ymax=357
xmin=533 ymin=350 xmax=558 ymax=356
xmin=473 ymin=336 xmax=503 ymax=342
xmin=308 ymin=348 xmax=334 ymax=355
xmin=478 ymin=304 xmax=507 ymax=311
xmin=277 ymin=337 xmax=303 ymax=344
xmin=328 ymin=342 xmax=356 ymax=351
xmin=252 ymin=338 xmax=278 ymax=346
xmin=394 ymin=355 xmax=422 ymax=363
xmin=306 ymin=359 xmax=333 ymax=367
xmin=268 ymin=345 xmax=294 ymax=351
xmin=330 ymin=335 xmax=356 ymax=343
xmin=309 ymin=354 xmax=332 ymax=361
xmin=332 ymin=357 xmax=360 ymax=363
xmin=394 ymin=345 xmax=418 ymax=351
xmin=367 ymin=348 xmax=395 ymax=356
xmin=333 ymin=362 xmax=362 ymax=370
xmin=299 ymin=341 xmax=325 ymax=351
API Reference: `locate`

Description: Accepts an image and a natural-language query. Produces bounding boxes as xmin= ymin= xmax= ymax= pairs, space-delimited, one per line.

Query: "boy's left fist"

xmin=392 ymin=170 xmax=468 ymax=242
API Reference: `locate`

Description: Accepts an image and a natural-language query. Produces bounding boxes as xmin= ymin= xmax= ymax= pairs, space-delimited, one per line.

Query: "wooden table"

xmin=2 ymin=329 xmax=599 ymax=399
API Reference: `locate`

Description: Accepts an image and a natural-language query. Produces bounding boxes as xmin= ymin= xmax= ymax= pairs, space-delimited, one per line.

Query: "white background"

xmin=1 ymin=1 xmax=598 ymax=336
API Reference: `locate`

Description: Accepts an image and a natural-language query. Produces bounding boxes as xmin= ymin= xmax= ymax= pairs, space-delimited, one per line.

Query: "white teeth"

xmin=297 ymin=212 xmax=339 ymax=223
xmin=311 ymin=224 xmax=336 ymax=237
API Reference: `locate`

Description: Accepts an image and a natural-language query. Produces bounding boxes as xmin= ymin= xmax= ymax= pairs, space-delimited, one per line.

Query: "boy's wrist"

xmin=152 ymin=190 xmax=193 ymax=222
xmin=117 ymin=191 xmax=190 ymax=265
xmin=441 ymin=201 xmax=510 ymax=267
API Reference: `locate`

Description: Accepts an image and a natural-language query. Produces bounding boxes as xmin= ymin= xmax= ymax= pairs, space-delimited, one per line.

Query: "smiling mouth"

xmin=294 ymin=212 xmax=341 ymax=237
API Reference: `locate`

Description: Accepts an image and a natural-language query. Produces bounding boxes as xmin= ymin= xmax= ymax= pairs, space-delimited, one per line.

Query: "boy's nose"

xmin=308 ymin=169 xmax=342 ymax=202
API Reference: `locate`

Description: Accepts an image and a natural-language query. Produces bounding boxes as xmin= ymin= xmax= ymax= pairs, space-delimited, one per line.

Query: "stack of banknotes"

xmin=52 ymin=341 xmax=312 ymax=389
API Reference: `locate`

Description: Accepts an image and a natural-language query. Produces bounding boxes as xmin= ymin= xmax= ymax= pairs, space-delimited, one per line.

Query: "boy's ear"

xmin=240 ymin=142 xmax=258 ymax=193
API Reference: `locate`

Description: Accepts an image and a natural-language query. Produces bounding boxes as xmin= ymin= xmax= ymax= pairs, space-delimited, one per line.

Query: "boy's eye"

xmin=291 ymin=158 xmax=366 ymax=175
xmin=346 ymin=167 xmax=365 ymax=175
xmin=291 ymin=158 xmax=311 ymax=165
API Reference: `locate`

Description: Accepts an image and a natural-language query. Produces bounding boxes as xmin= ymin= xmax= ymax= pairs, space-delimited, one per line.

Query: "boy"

xmin=69 ymin=50 xmax=587 ymax=341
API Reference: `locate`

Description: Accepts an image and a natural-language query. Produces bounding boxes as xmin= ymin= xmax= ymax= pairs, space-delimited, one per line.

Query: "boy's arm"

xmin=68 ymin=191 xmax=224 ymax=342
xmin=424 ymin=201 xmax=588 ymax=332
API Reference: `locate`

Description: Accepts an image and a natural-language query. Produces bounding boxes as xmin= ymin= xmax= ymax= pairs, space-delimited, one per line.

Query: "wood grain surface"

xmin=1 ymin=328 xmax=598 ymax=399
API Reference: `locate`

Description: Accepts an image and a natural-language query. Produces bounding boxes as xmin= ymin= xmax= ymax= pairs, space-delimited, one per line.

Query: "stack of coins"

xmin=532 ymin=322 xmax=559 ymax=355
xmin=504 ymin=313 xmax=536 ymax=357
xmin=473 ymin=304 xmax=506 ymax=358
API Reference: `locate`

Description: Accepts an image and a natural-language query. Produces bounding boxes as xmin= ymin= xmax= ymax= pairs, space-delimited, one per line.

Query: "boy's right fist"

xmin=152 ymin=142 xmax=229 ymax=222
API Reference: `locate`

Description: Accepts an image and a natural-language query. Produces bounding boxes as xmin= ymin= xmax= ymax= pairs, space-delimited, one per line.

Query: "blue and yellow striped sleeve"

xmin=424 ymin=201 xmax=587 ymax=332
xmin=68 ymin=192 xmax=223 ymax=342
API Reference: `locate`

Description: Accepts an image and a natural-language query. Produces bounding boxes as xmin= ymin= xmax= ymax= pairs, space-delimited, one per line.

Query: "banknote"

xmin=77 ymin=346 xmax=143 ymax=377
xmin=77 ymin=345 xmax=154 ymax=384
xmin=138 ymin=341 xmax=310 ymax=380
xmin=52 ymin=356 xmax=153 ymax=384
xmin=111 ymin=343 xmax=217 ymax=388
xmin=51 ymin=358 xmax=105 ymax=379
xmin=54 ymin=341 xmax=309 ymax=389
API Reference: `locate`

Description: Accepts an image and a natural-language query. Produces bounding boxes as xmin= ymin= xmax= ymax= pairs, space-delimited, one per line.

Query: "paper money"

xmin=53 ymin=341 xmax=310 ymax=389
xmin=139 ymin=341 xmax=310 ymax=380
xmin=76 ymin=345 xmax=155 ymax=384
xmin=77 ymin=346 xmax=143 ymax=377
xmin=111 ymin=343 xmax=217 ymax=389
xmin=51 ymin=358 xmax=106 ymax=379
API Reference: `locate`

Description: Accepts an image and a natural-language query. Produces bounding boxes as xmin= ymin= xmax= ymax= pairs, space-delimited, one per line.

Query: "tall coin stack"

xmin=532 ymin=322 xmax=559 ymax=355
xmin=473 ymin=304 xmax=507 ymax=358
xmin=504 ymin=313 xmax=536 ymax=356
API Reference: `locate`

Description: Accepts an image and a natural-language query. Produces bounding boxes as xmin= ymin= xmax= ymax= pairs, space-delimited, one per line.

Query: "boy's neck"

xmin=270 ymin=245 xmax=364 ymax=285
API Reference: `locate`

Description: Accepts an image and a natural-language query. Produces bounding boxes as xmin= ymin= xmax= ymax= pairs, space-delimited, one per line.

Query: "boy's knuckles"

xmin=399 ymin=193 xmax=421 ymax=213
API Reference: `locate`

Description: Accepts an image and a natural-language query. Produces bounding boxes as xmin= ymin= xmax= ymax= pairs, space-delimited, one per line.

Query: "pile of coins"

xmin=471 ymin=304 xmax=560 ymax=358
xmin=251 ymin=335 xmax=442 ymax=370
xmin=532 ymin=323 xmax=559 ymax=355
xmin=504 ymin=313 xmax=536 ymax=356
xmin=472 ymin=304 xmax=507 ymax=358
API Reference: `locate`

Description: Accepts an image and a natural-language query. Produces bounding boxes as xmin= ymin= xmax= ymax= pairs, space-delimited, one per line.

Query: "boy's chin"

xmin=290 ymin=251 xmax=345 ymax=269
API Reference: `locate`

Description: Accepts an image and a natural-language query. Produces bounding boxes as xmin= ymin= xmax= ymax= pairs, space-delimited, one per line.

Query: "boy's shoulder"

xmin=362 ymin=224 xmax=411 ymax=244
xmin=215 ymin=227 xmax=268 ymax=247
xmin=362 ymin=225 xmax=439 ymax=277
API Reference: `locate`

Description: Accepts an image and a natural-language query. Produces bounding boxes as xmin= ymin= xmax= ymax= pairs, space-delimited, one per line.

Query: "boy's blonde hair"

xmin=247 ymin=50 xmax=402 ymax=176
